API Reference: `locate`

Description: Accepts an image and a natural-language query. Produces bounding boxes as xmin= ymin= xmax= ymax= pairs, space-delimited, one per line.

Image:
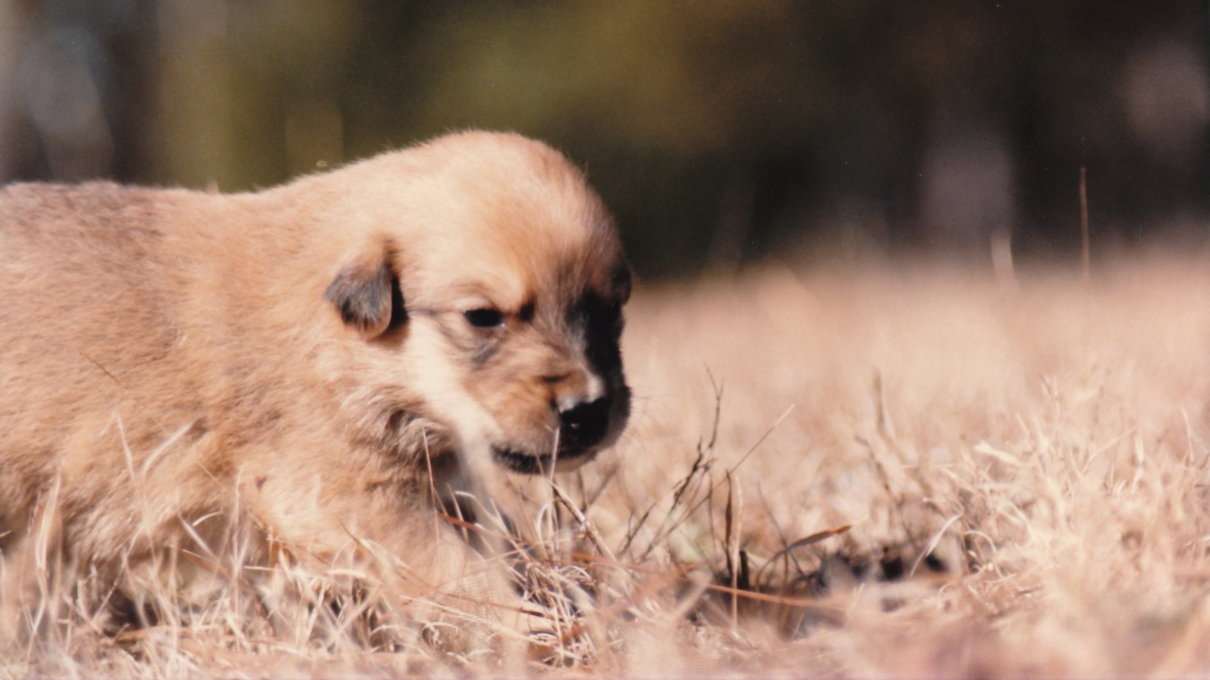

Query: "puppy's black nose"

xmin=558 ymin=396 xmax=611 ymax=449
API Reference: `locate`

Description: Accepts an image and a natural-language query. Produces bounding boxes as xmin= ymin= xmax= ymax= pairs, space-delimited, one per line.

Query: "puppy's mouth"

xmin=489 ymin=383 xmax=631 ymax=475
xmin=490 ymin=445 xmax=599 ymax=475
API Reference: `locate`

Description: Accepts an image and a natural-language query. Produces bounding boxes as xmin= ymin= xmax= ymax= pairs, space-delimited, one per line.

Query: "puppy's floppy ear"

xmin=325 ymin=239 xmax=406 ymax=339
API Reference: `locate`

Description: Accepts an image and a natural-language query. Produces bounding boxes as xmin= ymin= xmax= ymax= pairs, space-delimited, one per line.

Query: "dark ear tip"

xmin=325 ymin=260 xmax=400 ymax=338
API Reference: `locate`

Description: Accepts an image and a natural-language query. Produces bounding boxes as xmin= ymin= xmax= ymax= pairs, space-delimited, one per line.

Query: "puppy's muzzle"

xmin=491 ymin=381 xmax=631 ymax=475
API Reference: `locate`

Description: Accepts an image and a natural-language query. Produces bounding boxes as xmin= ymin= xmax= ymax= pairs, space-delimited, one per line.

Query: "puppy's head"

xmin=321 ymin=132 xmax=631 ymax=475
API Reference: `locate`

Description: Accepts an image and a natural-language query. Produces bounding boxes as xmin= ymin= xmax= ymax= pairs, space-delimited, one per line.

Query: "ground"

xmin=7 ymin=256 xmax=1210 ymax=677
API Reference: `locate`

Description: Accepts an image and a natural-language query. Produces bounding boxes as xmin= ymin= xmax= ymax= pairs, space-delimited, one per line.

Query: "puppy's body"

xmin=0 ymin=132 xmax=631 ymax=626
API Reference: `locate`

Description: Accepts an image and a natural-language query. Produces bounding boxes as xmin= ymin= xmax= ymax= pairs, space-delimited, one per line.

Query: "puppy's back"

xmin=0 ymin=182 xmax=200 ymax=537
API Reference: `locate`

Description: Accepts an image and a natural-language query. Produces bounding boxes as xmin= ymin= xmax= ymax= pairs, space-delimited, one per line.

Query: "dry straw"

xmin=5 ymin=257 xmax=1210 ymax=677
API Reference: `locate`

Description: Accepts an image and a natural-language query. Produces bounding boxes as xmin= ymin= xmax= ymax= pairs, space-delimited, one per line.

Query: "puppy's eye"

xmin=464 ymin=308 xmax=504 ymax=328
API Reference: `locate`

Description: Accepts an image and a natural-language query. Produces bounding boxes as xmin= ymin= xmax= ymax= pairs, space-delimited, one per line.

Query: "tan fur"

xmin=0 ymin=131 xmax=631 ymax=635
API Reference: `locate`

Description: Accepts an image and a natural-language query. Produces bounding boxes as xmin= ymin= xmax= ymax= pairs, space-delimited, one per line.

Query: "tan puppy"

xmin=0 ymin=131 xmax=631 ymax=633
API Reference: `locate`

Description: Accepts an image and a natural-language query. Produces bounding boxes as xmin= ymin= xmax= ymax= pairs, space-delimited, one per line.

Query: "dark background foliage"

xmin=1 ymin=1 xmax=1206 ymax=276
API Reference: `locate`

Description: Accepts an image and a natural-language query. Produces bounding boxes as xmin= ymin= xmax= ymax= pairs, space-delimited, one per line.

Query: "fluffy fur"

xmin=0 ymin=131 xmax=631 ymax=635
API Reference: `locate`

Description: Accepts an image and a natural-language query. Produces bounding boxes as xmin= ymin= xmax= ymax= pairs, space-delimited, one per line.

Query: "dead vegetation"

xmin=6 ymin=256 xmax=1210 ymax=677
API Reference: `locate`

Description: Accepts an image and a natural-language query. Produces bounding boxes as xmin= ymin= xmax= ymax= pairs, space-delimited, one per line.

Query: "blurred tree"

xmin=0 ymin=0 xmax=1205 ymax=275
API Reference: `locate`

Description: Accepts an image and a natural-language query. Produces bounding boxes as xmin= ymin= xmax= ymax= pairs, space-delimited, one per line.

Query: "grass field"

xmin=7 ymin=256 xmax=1210 ymax=677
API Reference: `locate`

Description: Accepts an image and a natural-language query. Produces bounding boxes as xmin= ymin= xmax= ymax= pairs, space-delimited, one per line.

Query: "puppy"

xmin=0 ymin=131 xmax=631 ymax=636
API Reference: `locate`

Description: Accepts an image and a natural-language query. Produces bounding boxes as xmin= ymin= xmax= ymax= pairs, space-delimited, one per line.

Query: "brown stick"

xmin=550 ymin=479 xmax=618 ymax=563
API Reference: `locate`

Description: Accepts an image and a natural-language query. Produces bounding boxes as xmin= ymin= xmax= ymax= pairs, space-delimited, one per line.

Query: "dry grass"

xmin=7 ymin=255 xmax=1210 ymax=677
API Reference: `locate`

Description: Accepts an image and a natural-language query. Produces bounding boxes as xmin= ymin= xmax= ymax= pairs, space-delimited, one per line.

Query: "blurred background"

xmin=0 ymin=1 xmax=1206 ymax=278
